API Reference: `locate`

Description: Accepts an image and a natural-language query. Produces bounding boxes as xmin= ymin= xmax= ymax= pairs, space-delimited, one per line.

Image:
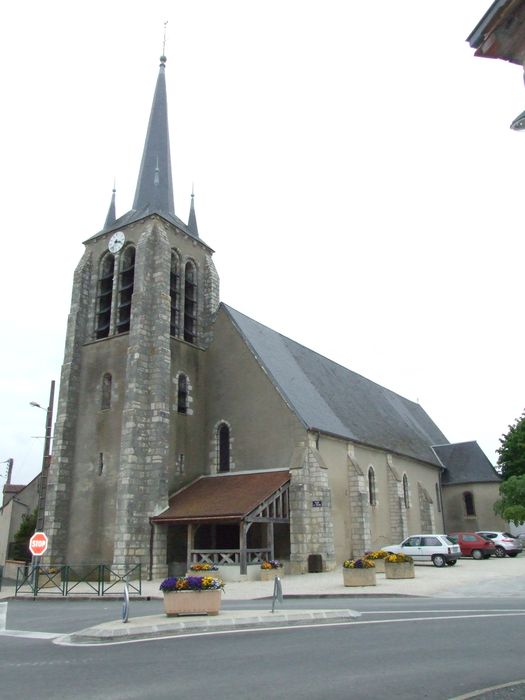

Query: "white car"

xmin=476 ymin=531 xmax=523 ymax=558
xmin=382 ymin=534 xmax=461 ymax=567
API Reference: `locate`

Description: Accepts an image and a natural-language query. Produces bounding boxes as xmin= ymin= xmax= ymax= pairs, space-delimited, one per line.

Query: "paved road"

xmin=3 ymin=597 xmax=525 ymax=699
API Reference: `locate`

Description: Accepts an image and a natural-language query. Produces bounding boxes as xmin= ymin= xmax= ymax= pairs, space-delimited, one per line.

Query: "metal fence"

xmin=15 ymin=563 xmax=141 ymax=597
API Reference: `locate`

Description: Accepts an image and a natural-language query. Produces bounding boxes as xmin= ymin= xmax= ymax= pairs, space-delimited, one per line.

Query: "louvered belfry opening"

xmin=170 ymin=251 xmax=180 ymax=336
xmin=117 ymin=246 xmax=135 ymax=333
xmin=96 ymin=253 xmax=115 ymax=339
xmin=184 ymin=261 xmax=197 ymax=343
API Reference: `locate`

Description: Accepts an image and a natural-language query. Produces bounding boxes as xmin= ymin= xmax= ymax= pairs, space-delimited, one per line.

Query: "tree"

xmin=497 ymin=410 xmax=525 ymax=480
xmin=494 ymin=475 xmax=525 ymax=525
xmin=11 ymin=508 xmax=37 ymax=561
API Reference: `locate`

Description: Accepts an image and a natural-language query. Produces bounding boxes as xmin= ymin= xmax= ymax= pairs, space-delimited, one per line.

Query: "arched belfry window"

xmin=368 ymin=466 xmax=376 ymax=506
xmin=463 ymin=491 xmax=476 ymax=517
xmin=170 ymin=251 xmax=180 ymax=337
xmin=217 ymin=423 xmax=230 ymax=473
xmin=402 ymin=474 xmax=410 ymax=509
xmin=177 ymin=374 xmax=188 ymax=414
xmin=96 ymin=253 xmax=115 ymax=339
xmin=101 ymin=373 xmax=112 ymax=409
xmin=117 ymin=246 xmax=135 ymax=334
xmin=184 ymin=261 xmax=197 ymax=344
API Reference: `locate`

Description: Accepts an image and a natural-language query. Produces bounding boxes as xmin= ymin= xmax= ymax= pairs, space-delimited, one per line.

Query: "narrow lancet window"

xmin=177 ymin=374 xmax=188 ymax=414
xmin=218 ymin=423 xmax=230 ymax=473
xmin=463 ymin=491 xmax=476 ymax=517
xmin=96 ymin=253 xmax=114 ymax=339
xmin=368 ymin=466 xmax=376 ymax=506
xmin=101 ymin=373 xmax=112 ymax=410
xmin=184 ymin=261 xmax=197 ymax=343
xmin=117 ymin=246 xmax=135 ymax=333
xmin=402 ymin=474 xmax=410 ymax=508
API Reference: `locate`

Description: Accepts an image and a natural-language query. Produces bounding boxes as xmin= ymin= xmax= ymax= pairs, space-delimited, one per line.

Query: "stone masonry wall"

xmin=45 ymin=251 xmax=93 ymax=563
xmin=113 ymin=223 xmax=171 ymax=577
xmin=346 ymin=445 xmax=371 ymax=557
xmin=387 ymin=456 xmax=407 ymax=544
xmin=288 ymin=436 xmax=336 ymax=574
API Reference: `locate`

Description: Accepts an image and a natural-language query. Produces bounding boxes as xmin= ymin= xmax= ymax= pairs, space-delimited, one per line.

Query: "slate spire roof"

xmin=132 ymin=55 xmax=175 ymax=216
xmin=104 ymin=184 xmax=116 ymax=229
xmin=187 ymin=189 xmax=199 ymax=237
xmin=91 ymin=55 xmax=205 ymax=244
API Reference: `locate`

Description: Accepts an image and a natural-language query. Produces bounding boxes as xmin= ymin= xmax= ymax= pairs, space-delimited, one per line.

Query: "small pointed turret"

xmin=104 ymin=183 xmax=117 ymax=229
xmin=187 ymin=188 xmax=199 ymax=238
xmin=132 ymin=55 xmax=175 ymax=216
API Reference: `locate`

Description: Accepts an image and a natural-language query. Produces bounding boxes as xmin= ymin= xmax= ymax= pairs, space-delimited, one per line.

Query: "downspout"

xmin=149 ymin=519 xmax=154 ymax=581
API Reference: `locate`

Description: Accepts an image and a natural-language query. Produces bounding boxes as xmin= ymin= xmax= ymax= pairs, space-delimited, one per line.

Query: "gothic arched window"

xmin=177 ymin=374 xmax=188 ymax=414
xmin=96 ymin=253 xmax=114 ymax=339
xmin=463 ymin=491 xmax=476 ymax=517
xmin=184 ymin=261 xmax=197 ymax=344
xmin=101 ymin=373 xmax=112 ymax=410
xmin=402 ymin=473 xmax=410 ymax=509
xmin=170 ymin=251 xmax=180 ymax=337
xmin=218 ymin=423 xmax=230 ymax=473
xmin=117 ymin=245 xmax=135 ymax=334
xmin=368 ymin=466 xmax=376 ymax=506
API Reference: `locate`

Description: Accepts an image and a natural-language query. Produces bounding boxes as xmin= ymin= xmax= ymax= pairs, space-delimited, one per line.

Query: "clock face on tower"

xmin=108 ymin=231 xmax=125 ymax=253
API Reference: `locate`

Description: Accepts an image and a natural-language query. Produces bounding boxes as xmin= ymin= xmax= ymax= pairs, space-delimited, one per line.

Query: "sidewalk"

xmin=3 ymin=557 xmax=525 ymax=645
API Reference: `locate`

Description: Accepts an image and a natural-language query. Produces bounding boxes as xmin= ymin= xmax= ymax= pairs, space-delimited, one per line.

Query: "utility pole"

xmin=31 ymin=380 xmax=55 ymax=532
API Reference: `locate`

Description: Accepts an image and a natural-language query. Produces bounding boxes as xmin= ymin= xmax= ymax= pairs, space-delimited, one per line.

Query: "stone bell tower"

xmin=45 ymin=54 xmax=219 ymax=578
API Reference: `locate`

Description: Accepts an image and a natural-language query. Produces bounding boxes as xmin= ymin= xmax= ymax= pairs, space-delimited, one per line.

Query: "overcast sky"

xmin=1 ymin=1 xmax=524 ymax=487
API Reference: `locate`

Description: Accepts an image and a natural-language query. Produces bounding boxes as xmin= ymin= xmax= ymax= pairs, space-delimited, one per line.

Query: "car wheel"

xmin=446 ymin=560 xmax=457 ymax=566
xmin=472 ymin=549 xmax=483 ymax=560
xmin=508 ymin=552 xmax=518 ymax=558
xmin=432 ymin=554 xmax=446 ymax=567
xmin=495 ymin=546 xmax=506 ymax=558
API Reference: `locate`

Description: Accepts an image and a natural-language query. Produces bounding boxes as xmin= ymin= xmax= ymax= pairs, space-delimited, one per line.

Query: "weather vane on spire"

xmin=161 ymin=20 xmax=168 ymax=63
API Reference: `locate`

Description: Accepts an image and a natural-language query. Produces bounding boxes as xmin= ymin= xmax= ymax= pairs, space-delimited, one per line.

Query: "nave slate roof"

xmin=433 ymin=441 xmax=501 ymax=485
xmin=224 ymin=305 xmax=449 ymax=467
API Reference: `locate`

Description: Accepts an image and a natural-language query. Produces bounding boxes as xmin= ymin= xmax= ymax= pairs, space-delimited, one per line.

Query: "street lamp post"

xmin=30 ymin=379 xmax=55 ymax=533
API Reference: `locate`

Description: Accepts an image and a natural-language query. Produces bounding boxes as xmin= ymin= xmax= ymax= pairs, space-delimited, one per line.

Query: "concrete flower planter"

xmin=368 ymin=559 xmax=386 ymax=574
xmin=384 ymin=561 xmax=415 ymax=579
xmin=163 ymin=589 xmax=222 ymax=616
xmin=259 ymin=568 xmax=284 ymax=581
xmin=342 ymin=567 xmax=377 ymax=587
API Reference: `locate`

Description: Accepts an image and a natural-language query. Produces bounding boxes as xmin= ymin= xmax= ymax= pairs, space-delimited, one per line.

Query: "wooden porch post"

xmin=267 ymin=521 xmax=275 ymax=560
xmin=240 ymin=521 xmax=248 ymax=575
xmin=186 ymin=523 xmax=193 ymax=571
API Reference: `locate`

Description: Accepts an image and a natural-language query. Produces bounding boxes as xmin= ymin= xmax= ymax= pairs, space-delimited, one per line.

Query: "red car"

xmin=447 ymin=532 xmax=496 ymax=559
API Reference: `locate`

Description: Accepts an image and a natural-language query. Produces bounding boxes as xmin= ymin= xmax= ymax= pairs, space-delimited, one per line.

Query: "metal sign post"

xmin=121 ymin=580 xmax=130 ymax=623
xmin=271 ymin=576 xmax=283 ymax=613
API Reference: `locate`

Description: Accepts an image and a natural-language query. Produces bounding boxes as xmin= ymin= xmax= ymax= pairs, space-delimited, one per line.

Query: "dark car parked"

xmin=448 ymin=532 xmax=496 ymax=559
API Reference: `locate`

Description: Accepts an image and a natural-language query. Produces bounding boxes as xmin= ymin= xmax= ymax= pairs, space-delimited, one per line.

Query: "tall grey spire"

xmin=132 ymin=55 xmax=175 ymax=216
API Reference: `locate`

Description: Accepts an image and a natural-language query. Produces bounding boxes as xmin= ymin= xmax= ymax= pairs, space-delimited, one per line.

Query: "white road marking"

xmin=54 ymin=610 xmax=525 ymax=647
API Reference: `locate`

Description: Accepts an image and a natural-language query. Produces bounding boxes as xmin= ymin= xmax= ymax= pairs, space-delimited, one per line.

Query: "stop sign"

xmin=29 ymin=531 xmax=48 ymax=557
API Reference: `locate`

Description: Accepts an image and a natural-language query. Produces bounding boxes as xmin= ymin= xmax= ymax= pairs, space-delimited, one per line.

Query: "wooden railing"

xmin=189 ymin=549 xmax=271 ymax=566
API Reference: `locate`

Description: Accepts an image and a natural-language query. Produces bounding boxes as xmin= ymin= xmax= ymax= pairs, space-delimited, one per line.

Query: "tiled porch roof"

xmin=152 ymin=470 xmax=290 ymax=523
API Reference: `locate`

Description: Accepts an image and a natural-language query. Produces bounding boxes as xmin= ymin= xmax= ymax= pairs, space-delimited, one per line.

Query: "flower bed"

xmin=260 ymin=560 xmax=283 ymax=581
xmin=364 ymin=550 xmax=389 ymax=574
xmin=384 ymin=553 xmax=415 ymax=580
xmin=342 ymin=558 xmax=376 ymax=587
xmin=160 ymin=575 xmax=224 ymax=616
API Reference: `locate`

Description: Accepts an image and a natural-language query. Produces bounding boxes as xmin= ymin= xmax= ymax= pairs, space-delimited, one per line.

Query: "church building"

xmin=44 ymin=54 xmax=505 ymax=580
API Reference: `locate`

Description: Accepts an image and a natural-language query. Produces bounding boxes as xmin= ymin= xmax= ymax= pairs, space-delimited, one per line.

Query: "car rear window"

xmin=443 ymin=536 xmax=456 ymax=545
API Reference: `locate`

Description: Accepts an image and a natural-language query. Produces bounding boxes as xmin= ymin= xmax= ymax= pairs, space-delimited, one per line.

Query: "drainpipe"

xmin=148 ymin=520 xmax=154 ymax=581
